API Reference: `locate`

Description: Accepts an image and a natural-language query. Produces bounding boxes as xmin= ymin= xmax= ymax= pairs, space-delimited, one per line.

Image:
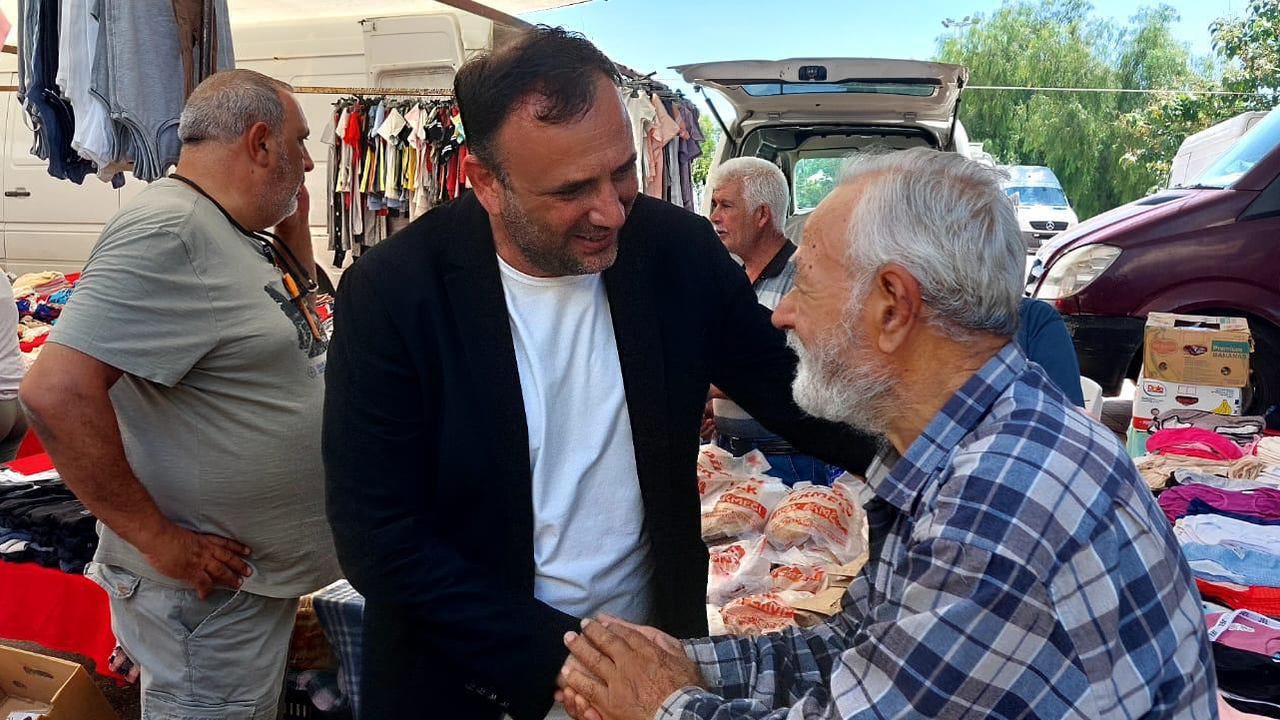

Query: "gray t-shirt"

xmin=51 ymin=178 xmax=340 ymax=598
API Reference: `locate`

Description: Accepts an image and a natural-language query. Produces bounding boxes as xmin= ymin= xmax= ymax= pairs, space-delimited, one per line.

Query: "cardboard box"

xmin=0 ymin=646 xmax=119 ymax=720
xmin=1131 ymin=375 xmax=1242 ymax=432
xmin=1143 ymin=312 xmax=1252 ymax=388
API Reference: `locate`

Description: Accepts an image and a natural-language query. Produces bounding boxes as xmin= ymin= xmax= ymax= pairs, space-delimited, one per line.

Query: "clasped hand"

xmin=555 ymin=615 xmax=703 ymax=720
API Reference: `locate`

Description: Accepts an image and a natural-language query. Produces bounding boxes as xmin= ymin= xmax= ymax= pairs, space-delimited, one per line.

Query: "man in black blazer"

xmin=322 ymin=27 xmax=876 ymax=720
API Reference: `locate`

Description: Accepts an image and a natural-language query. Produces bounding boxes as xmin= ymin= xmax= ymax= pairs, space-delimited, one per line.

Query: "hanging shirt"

xmin=495 ymin=255 xmax=655 ymax=625
xmin=624 ymin=91 xmax=657 ymax=182
xmin=645 ymin=94 xmax=680 ymax=198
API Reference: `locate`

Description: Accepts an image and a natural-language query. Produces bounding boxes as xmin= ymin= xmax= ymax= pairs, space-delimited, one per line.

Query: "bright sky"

xmin=530 ymin=0 xmax=1243 ymax=95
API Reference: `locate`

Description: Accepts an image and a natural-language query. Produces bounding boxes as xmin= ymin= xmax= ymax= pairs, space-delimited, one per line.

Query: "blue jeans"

xmin=761 ymin=452 xmax=835 ymax=486
xmin=714 ymin=433 xmax=835 ymax=487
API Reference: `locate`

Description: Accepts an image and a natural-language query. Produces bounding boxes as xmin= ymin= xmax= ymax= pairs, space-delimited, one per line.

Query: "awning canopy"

xmin=225 ymin=0 xmax=587 ymax=25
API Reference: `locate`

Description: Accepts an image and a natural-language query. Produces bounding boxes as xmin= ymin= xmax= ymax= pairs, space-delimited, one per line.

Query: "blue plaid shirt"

xmin=665 ymin=344 xmax=1216 ymax=719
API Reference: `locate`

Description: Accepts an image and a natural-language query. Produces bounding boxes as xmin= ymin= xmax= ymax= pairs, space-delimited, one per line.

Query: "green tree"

xmin=937 ymin=0 xmax=1211 ymax=218
xmin=1211 ymin=0 xmax=1280 ymax=99
xmin=1119 ymin=0 xmax=1278 ymax=187
xmin=793 ymin=158 xmax=842 ymax=211
xmin=691 ymin=112 xmax=720 ymax=188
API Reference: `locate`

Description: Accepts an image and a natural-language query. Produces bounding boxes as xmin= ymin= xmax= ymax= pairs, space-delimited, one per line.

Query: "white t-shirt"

xmin=497 ymin=255 xmax=655 ymax=626
xmin=0 ymin=274 xmax=25 ymax=401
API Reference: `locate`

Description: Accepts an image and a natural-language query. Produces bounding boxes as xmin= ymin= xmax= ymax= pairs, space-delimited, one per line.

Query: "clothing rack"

xmin=620 ymin=77 xmax=686 ymax=102
xmin=294 ymin=85 xmax=453 ymax=97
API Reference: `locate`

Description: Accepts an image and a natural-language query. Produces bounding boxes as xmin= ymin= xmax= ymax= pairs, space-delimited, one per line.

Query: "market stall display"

xmin=697 ymin=445 xmax=869 ymax=634
xmin=1138 ymin=390 xmax=1280 ymax=714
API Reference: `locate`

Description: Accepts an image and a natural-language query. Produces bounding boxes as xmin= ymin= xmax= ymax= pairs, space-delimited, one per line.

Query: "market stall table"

xmin=0 ymin=452 xmax=119 ymax=680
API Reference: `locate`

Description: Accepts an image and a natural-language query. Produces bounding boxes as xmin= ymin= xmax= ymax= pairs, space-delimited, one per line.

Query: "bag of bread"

xmin=740 ymin=449 xmax=772 ymax=476
xmin=697 ymin=445 xmax=740 ymax=504
xmin=702 ymin=476 xmax=790 ymax=542
xmin=764 ymin=478 xmax=867 ymax=564
xmin=707 ymin=536 xmax=773 ymax=605
xmin=720 ymin=592 xmax=802 ymax=635
xmin=769 ymin=563 xmax=827 ymax=593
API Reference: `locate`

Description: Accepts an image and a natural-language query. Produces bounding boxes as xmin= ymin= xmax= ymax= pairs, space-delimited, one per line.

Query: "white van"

xmin=0 ymin=6 xmax=526 ymax=276
xmin=1000 ymin=164 xmax=1077 ymax=252
xmin=1168 ymin=110 xmax=1270 ymax=189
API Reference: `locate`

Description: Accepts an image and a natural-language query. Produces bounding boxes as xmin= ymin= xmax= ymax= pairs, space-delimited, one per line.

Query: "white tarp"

xmin=225 ymin=0 xmax=586 ymax=24
xmin=0 ymin=0 xmax=589 ymax=40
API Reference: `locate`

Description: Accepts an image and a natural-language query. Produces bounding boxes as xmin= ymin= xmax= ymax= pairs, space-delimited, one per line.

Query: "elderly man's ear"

xmin=868 ymin=264 xmax=923 ymax=355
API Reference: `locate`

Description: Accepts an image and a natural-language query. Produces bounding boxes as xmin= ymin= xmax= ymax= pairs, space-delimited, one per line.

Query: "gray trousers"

xmin=0 ymin=397 xmax=29 ymax=464
xmin=87 ymin=563 xmax=298 ymax=720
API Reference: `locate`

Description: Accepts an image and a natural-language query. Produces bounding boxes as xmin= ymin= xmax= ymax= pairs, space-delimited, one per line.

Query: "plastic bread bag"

xmin=701 ymin=475 xmax=791 ymax=542
xmin=720 ymin=591 xmax=810 ymax=635
xmin=739 ymin=449 xmax=772 ymax=476
xmin=698 ymin=445 xmax=741 ymax=506
xmin=698 ymin=444 xmax=737 ymax=479
xmin=770 ymin=563 xmax=828 ymax=593
xmin=764 ymin=477 xmax=867 ymax=564
xmin=707 ymin=536 xmax=774 ymax=606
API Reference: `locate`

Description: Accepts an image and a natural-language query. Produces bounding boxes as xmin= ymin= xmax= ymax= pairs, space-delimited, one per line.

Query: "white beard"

xmin=788 ymin=323 xmax=896 ymax=438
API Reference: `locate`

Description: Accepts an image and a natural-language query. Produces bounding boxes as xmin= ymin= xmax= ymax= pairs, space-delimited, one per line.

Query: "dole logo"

xmin=1144 ymin=381 xmax=1167 ymax=397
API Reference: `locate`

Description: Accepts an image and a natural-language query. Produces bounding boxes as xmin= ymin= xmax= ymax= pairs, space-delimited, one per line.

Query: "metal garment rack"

xmin=294 ymin=86 xmax=453 ymax=98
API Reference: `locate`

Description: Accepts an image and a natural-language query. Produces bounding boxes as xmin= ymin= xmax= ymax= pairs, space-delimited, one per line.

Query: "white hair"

xmin=178 ymin=69 xmax=293 ymax=145
xmin=708 ymin=157 xmax=790 ymax=233
xmin=838 ymin=148 xmax=1024 ymax=339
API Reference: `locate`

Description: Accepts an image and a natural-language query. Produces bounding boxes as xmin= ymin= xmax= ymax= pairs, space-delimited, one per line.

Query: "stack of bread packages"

xmin=698 ymin=445 xmax=869 ymax=635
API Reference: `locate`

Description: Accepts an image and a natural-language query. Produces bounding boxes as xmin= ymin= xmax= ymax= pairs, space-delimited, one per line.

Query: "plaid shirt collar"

xmin=870 ymin=342 xmax=1026 ymax=514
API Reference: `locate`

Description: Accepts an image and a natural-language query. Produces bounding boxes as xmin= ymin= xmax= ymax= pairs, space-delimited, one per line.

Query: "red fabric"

xmin=18 ymin=333 xmax=49 ymax=354
xmin=1197 ymin=578 xmax=1280 ymax=616
xmin=0 ymin=560 xmax=119 ymax=679
xmin=0 ymin=452 xmax=118 ymax=678
xmin=14 ymin=430 xmax=44 ymax=459
xmin=6 ymin=452 xmax=53 ymax=475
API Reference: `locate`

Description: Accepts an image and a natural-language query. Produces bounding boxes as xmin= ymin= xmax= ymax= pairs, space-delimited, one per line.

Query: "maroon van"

xmin=1028 ymin=106 xmax=1280 ymax=418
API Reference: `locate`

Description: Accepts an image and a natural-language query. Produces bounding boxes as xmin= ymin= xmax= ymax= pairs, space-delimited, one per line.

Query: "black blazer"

xmin=323 ymin=193 xmax=876 ymax=719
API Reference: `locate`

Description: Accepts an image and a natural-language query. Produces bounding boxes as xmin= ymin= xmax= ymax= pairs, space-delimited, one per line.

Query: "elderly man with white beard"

xmin=555 ymin=148 xmax=1217 ymax=720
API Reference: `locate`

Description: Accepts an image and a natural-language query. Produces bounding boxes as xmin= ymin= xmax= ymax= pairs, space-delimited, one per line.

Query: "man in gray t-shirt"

xmin=21 ymin=69 xmax=339 ymax=719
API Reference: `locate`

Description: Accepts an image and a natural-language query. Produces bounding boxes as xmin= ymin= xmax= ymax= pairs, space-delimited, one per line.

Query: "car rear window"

xmin=794 ymin=157 xmax=843 ymax=212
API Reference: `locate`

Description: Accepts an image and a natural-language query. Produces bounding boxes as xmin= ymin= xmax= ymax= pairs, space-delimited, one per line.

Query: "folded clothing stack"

xmin=0 ymin=479 xmax=97 ymax=573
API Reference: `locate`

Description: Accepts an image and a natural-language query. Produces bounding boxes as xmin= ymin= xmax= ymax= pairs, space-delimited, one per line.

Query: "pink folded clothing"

xmin=1148 ymin=427 xmax=1246 ymax=461
xmin=1159 ymin=484 xmax=1280 ymax=524
xmin=1208 ymin=609 xmax=1280 ymax=658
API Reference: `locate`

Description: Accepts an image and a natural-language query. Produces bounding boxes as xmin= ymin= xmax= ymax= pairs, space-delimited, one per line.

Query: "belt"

xmin=718 ymin=434 xmax=798 ymax=456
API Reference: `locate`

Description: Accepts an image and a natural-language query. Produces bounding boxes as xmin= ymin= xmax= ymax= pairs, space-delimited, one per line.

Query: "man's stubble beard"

xmin=499 ymin=183 xmax=619 ymax=276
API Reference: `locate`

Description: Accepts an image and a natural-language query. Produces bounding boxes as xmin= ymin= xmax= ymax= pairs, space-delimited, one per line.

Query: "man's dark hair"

xmin=454 ymin=26 xmax=621 ymax=173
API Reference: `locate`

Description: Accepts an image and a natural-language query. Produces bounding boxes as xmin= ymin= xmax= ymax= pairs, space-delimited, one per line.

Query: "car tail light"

xmin=1035 ymin=245 xmax=1121 ymax=300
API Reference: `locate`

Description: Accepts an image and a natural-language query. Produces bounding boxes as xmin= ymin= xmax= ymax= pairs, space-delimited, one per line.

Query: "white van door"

xmin=1 ymin=76 xmax=121 ymax=275
xmin=362 ymin=13 xmax=467 ymax=88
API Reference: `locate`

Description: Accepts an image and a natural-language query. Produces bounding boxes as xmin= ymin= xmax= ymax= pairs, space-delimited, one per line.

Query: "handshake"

xmin=554 ymin=615 xmax=704 ymax=720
